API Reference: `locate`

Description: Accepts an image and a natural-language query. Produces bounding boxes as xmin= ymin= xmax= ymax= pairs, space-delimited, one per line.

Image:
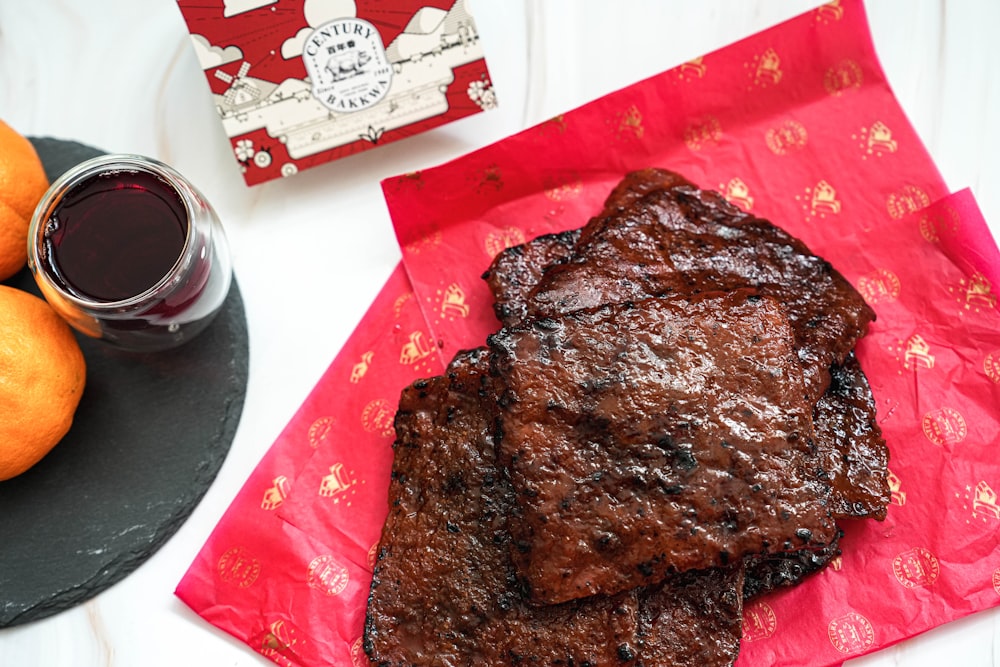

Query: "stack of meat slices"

xmin=365 ymin=169 xmax=890 ymax=666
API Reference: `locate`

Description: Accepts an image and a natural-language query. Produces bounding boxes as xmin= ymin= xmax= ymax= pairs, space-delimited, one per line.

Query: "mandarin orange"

xmin=0 ymin=285 xmax=86 ymax=481
xmin=0 ymin=119 xmax=50 ymax=280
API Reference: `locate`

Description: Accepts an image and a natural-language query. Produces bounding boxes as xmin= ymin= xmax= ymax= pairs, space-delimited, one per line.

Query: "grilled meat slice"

xmin=366 ymin=348 xmax=747 ymax=666
xmin=489 ymin=291 xmax=837 ymax=604
xmin=524 ymin=169 xmax=875 ymax=400
xmin=366 ymin=350 xmax=641 ymax=666
xmin=814 ymin=353 xmax=889 ymax=519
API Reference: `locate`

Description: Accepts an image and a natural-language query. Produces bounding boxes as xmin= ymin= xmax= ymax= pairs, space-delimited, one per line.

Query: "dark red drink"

xmin=42 ymin=170 xmax=187 ymax=302
xmin=29 ymin=155 xmax=232 ymax=351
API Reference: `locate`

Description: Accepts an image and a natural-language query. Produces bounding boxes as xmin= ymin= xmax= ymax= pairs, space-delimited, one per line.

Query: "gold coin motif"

xmin=683 ymin=116 xmax=722 ymax=151
xmin=984 ymin=350 xmax=1000 ymax=383
xmin=886 ymin=185 xmax=931 ymax=220
xmin=308 ymin=416 xmax=335 ymax=449
xmin=362 ymin=398 xmax=396 ymax=437
xmin=856 ymin=268 xmax=901 ymax=304
xmin=218 ymin=546 xmax=261 ymax=589
xmin=765 ymin=120 xmax=808 ymax=155
xmin=741 ymin=601 xmax=777 ymax=642
xmin=307 ymin=554 xmax=350 ymax=596
xmin=921 ymin=407 xmax=967 ymax=447
xmin=892 ymin=547 xmax=940 ymax=589
xmin=351 ymin=637 xmax=367 ymax=666
xmin=828 ymin=612 xmax=875 ymax=654
xmin=823 ymin=59 xmax=863 ymax=96
xmin=484 ymin=227 xmax=527 ymax=259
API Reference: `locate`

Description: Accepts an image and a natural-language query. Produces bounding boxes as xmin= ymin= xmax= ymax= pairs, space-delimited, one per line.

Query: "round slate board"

xmin=0 ymin=139 xmax=249 ymax=627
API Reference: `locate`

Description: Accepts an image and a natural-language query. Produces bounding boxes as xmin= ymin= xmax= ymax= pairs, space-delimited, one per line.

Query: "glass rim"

xmin=27 ymin=153 xmax=198 ymax=311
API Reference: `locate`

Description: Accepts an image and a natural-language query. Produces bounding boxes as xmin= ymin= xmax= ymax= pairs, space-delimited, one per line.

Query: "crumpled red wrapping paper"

xmin=176 ymin=1 xmax=1000 ymax=665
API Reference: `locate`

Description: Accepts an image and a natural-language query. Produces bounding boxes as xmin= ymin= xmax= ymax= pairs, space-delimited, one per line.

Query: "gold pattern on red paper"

xmin=399 ymin=331 xmax=434 ymax=366
xmin=857 ymin=268 xmax=901 ymax=304
xmin=719 ymin=178 xmax=754 ymax=212
xmin=438 ymin=283 xmax=471 ymax=320
xmin=815 ymin=0 xmax=845 ymax=23
xmin=984 ymin=350 xmax=1000 ymax=383
xmin=887 ymin=468 xmax=907 ymax=507
xmin=683 ymin=115 xmax=722 ymax=151
xmin=796 ymin=180 xmax=842 ymax=220
xmin=919 ymin=205 xmax=961 ymax=243
xmin=361 ymin=398 xmax=396 ymax=437
xmin=830 ymin=555 xmax=844 ymax=571
xmin=318 ymin=462 xmax=359 ymax=504
xmin=539 ymin=114 xmax=568 ymax=136
xmin=350 ymin=351 xmax=374 ymax=384
xmin=886 ymin=185 xmax=930 ymax=219
xmin=392 ymin=292 xmax=413 ymax=318
xmin=261 ymin=475 xmax=290 ymax=511
xmin=765 ymin=119 xmax=808 ymax=155
xmin=367 ymin=542 xmax=379 ymax=569
xmin=742 ymin=601 xmax=777 ymax=642
xmin=852 ymin=120 xmax=898 ymax=160
xmin=921 ymin=407 xmax=967 ymax=447
xmin=307 ymin=554 xmax=350 ymax=596
xmin=824 ymin=59 xmax=863 ymax=96
xmin=676 ymin=56 xmax=707 ymax=82
xmin=892 ymin=547 xmax=940 ymax=589
xmin=614 ymin=104 xmax=645 ymax=140
xmin=484 ymin=227 xmax=527 ymax=257
xmin=949 ymin=271 xmax=997 ymax=315
xmin=889 ymin=334 xmax=935 ymax=373
xmin=828 ymin=612 xmax=875 ymax=654
xmin=544 ymin=177 xmax=583 ymax=202
xmin=475 ymin=164 xmax=503 ymax=193
xmin=351 ymin=637 xmax=367 ymax=667
xmin=745 ymin=48 xmax=783 ymax=88
xmin=993 ymin=568 xmax=1000 ymax=596
xmin=405 ymin=230 xmax=442 ymax=255
xmin=960 ymin=481 xmax=1000 ymax=523
xmin=218 ymin=546 xmax=261 ymax=588
xmin=308 ymin=416 xmax=335 ymax=448
xmin=258 ymin=619 xmax=302 ymax=667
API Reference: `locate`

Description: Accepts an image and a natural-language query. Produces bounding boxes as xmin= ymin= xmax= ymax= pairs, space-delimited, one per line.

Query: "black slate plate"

xmin=0 ymin=139 xmax=248 ymax=627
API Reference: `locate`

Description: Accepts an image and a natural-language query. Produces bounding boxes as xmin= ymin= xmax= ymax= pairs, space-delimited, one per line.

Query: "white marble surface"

xmin=0 ymin=1 xmax=998 ymax=665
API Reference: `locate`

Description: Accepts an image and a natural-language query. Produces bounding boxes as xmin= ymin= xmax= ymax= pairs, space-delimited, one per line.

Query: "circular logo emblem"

xmin=362 ymin=398 xmax=396 ymax=437
xmin=302 ymin=18 xmax=392 ymax=113
xmin=308 ymin=416 xmax=335 ymax=449
xmin=886 ymin=185 xmax=931 ymax=220
xmin=828 ymin=611 xmax=875 ymax=654
xmin=984 ymin=350 xmax=1000 ymax=384
xmin=307 ymin=554 xmax=350 ymax=596
xmin=824 ymin=59 xmax=864 ymax=96
xmin=683 ymin=115 xmax=722 ymax=151
xmin=918 ymin=206 xmax=960 ymax=243
xmin=857 ymin=268 xmax=901 ymax=305
xmin=892 ymin=547 xmax=940 ymax=588
xmin=921 ymin=407 xmax=967 ymax=447
xmin=765 ymin=120 xmax=808 ymax=155
xmin=218 ymin=546 xmax=261 ymax=588
xmin=484 ymin=227 xmax=527 ymax=258
xmin=741 ymin=601 xmax=777 ymax=642
xmin=351 ymin=636 xmax=367 ymax=666
xmin=367 ymin=541 xmax=380 ymax=569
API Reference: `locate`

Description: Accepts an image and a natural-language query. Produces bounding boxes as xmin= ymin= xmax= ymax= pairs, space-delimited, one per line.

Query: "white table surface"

xmin=1 ymin=1 xmax=997 ymax=665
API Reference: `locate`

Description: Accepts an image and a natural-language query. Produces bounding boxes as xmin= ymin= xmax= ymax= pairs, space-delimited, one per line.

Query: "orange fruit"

xmin=0 ymin=285 xmax=86 ymax=481
xmin=0 ymin=119 xmax=50 ymax=281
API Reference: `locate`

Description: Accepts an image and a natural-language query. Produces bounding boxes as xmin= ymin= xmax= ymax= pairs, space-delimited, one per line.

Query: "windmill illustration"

xmin=214 ymin=61 xmax=261 ymax=106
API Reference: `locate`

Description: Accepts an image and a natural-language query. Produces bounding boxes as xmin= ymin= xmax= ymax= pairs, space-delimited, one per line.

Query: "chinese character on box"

xmin=176 ymin=0 xmax=495 ymax=186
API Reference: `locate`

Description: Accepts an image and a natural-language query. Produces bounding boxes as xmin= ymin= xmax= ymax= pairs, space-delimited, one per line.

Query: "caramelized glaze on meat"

xmin=365 ymin=349 xmax=745 ymax=666
xmin=524 ymin=169 xmax=875 ymax=400
xmin=489 ymin=291 xmax=837 ymax=604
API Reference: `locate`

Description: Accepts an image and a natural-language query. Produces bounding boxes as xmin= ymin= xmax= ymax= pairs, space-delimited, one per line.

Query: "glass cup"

xmin=27 ymin=154 xmax=232 ymax=352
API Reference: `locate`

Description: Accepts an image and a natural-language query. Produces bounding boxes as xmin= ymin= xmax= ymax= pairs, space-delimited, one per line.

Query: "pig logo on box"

xmin=302 ymin=18 xmax=392 ymax=113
